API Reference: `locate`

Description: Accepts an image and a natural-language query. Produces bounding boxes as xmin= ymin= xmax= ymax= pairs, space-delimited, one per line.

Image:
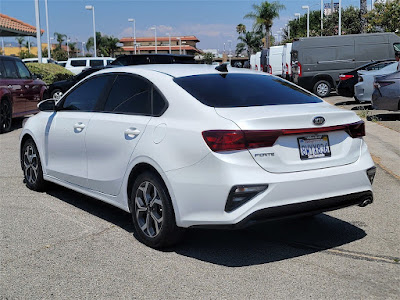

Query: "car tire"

xmin=130 ymin=171 xmax=184 ymax=249
xmin=313 ymin=80 xmax=331 ymax=98
xmin=22 ymin=139 xmax=47 ymax=191
xmin=51 ymin=89 xmax=64 ymax=101
xmin=0 ymin=98 xmax=12 ymax=133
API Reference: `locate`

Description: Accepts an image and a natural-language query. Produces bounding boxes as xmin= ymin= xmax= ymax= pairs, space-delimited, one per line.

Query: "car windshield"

xmin=173 ymin=73 xmax=322 ymax=107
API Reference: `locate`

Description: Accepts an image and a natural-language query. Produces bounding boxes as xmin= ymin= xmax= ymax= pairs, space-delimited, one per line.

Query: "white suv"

xmin=65 ymin=57 xmax=114 ymax=74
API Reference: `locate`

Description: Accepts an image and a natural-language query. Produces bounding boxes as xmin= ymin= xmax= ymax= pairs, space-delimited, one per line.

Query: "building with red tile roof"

xmin=120 ymin=35 xmax=201 ymax=55
xmin=0 ymin=13 xmax=44 ymax=37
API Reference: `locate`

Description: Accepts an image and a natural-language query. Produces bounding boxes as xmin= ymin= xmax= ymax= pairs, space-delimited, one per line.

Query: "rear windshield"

xmin=173 ymin=74 xmax=322 ymax=107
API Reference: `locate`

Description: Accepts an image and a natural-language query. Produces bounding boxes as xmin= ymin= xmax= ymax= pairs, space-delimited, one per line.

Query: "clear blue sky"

xmin=1 ymin=0 xmax=367 ymax=51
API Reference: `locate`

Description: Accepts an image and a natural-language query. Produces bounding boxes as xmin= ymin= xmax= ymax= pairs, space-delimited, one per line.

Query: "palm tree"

xmin=244 ymin=1 xmax=285 ymax=48
xmin=54 ymin=32 xmax=67 ymax=49
xmin=237 ymin=31 xmax=263 ymax=58
xmin=236 ymin=23 xmax=246 ymax=35
xmin=105 ymin=36 xmax=121 ymax=57
xmin=16 ymin=37 xmax=25 ymax=50
xmin=69 ymin=42 xmax=77 ymax=57
xmin=360 ymin=0 xmax=367 ymax=33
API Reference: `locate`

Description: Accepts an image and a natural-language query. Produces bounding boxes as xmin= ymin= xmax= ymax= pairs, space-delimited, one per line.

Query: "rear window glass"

xmin=71 ymin=60 xmax=87 ymax=67
xmin=173 ymin=74 xmax=322 ymax=107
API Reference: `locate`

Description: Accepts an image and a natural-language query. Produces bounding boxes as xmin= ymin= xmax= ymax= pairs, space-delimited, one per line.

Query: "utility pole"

xmin=34 ymin=0 xmax=42 ymax=63
xmin=321 ymin=0 xmax=324 ymax=36
xmin=338 ymin=0 xmax=342 ymax=35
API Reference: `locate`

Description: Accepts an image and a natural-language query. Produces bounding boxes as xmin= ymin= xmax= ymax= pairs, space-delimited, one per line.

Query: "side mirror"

xmin=32 ymin=73 xmax=43 ymax=80
xmin=38 ymin=99 xmax=56 ymax=111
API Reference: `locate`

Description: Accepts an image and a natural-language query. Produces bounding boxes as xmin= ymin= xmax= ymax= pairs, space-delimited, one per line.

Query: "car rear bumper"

xmin=191 ymin=191 xmax=373 ymax=229
xmin=166 ymin=140 xmax=375 ymax=228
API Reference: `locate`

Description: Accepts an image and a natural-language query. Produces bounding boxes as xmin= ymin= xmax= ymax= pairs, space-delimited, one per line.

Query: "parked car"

xmin=56 ymin=61 xmax=67 ymax=67
xmin=372 ymin=71 xmax=400 ymax=111
xmin=354 ymin=62 xmax=398 ymax=102
xmin=0 ymin=55 xmax=46 ymax=133
xmin=111 ymin=54 xmax=195 ymax=66
xmin=337 ymin=59 xmax=395 ymax=99
xmin=291 ymin=32 xmax=400 ymax=97
xmin=282 ymin=43 xmax=292 ymax=80
xmin=22 ymin=57 xmax=57 ymax=64
xmin=20 ymin=64 xmax=375 ymax=248
xmin=65 ymin=57 xmax=114 ymax=75
xmin=266 ymin=45 xmax=284 ymax=76
xmin=45 ymin=66 xmax=111 ymax=100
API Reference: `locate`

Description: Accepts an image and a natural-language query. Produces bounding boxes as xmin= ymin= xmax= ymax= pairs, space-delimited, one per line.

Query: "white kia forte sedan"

xmin=20 ymin=64 xmax=376 ymax=248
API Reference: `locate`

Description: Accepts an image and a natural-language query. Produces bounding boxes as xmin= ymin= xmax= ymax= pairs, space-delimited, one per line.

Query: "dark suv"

xmin=0 ymin=56 xmax=47 ymax=133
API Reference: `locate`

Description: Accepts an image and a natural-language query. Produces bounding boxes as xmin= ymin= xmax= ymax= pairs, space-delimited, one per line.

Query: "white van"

xmin=250 ymin=52 xmax=261 ymax=71
xmin=266 ymin=45 xmax=284 ymax=76
xmin=65 ymin=57 xmax=114 ymax=74
xmin=281 ymin=43 xmax=292 ymax=80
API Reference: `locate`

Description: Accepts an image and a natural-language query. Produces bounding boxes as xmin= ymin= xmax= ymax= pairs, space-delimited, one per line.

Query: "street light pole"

xmin=85 ymin=5 xmax=96 ymax=57
xmin=128 ymin=19 xmax=136 ymax=54
xmin=338 ymin=0 xmax=342 ymax=35
xmin=150 ymin=26 xmax=157 ymax=53
xmin=321 ymin=0 xmax=324 ymax=36
xmin=82 ymin=42 xmax=85 ymax=56
xmin=44 ymin=0 xmax=51 ymax=59
xmin=294 ymin=13 xmax=301 ymax=20
xmin=166 ymin=33 xmax=171 ymax=54
xmin=34 ymin=0 xmax=42 ymax=63
xmin=177 ymin=37 xmax=181 ymax=54
xmin=302 ymin=5 xmax=310 ymax=37
xmin=67 ymin=38 xmax=70 ymax=58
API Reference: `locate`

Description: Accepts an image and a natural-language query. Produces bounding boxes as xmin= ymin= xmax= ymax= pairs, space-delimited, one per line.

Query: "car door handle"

xmin=124 ymin=128 xmax=140 ymax=137
xmin=73 ymin=122 xmax=86 ymax=132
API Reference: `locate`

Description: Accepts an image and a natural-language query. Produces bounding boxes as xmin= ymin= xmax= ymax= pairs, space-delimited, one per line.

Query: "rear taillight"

xmin=339 ymin=74 xmax=354 ymax=81
xmin=358 ymin=76 xmax=363 ymax=82
xmin=286 ymin=63 xmax=289 ymax=75
xmin=374 ymin=81 xmax=394 ymax=88
xmin=260 ymin=64 xmax=264 ymax=72
xmin=202 ymin=121 xmax=365 ymax=152
xmin=268 ymin=65 xmax=272 ymax=74
xmin=202 ymin=130 xmax=246 ymax=152
xmin=298 ymin=62 xmax=302 ymax=77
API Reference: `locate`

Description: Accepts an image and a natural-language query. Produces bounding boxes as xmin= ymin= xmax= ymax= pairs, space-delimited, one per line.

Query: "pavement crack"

xmin=287 ymin=241 xmax=400 ymax=265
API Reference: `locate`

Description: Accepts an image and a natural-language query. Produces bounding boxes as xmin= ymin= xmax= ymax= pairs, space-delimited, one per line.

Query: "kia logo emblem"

xmin=313 ymin=116 xmax=325 ymax=125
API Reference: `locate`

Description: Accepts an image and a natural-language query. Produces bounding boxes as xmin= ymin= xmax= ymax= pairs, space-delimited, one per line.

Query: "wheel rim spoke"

xmin=135 ymin=181 xmax=163 ymax=238
xmin=23 ymin=144 xmax=39 ymax=185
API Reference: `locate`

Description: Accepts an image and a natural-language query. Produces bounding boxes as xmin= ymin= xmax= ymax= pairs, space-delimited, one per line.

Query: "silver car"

xmin=354 ymin=62 xmax=398 ymax=102
xmin=372 ymin=71 xmax=400 ymax=111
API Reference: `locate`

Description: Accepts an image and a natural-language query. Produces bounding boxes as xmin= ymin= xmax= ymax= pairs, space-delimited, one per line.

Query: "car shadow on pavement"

xmin=46 ymin=186 xmax=134 ymax=233
xmin=172 ymin=214 xmax=366 ymax=267
xmin=368 ymin=113 xmax=400 ymax=121
xmin=45 ymin=185 xmax=366 ymax=267
xmin=350 ymin=105 xmax=373 ymax=110
xmin=334 ymin=99 xmax=360 ymax=106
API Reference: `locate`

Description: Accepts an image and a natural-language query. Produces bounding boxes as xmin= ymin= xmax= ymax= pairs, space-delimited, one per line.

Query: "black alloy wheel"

xmin=130 ymin=171 xmax=184 ymax=248
xmin=0 ymin=98 xmax=12 ymax=133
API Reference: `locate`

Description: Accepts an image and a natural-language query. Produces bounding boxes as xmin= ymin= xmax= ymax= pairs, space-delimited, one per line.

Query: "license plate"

xmin=297 ymin=135 xmax=331 ymax=160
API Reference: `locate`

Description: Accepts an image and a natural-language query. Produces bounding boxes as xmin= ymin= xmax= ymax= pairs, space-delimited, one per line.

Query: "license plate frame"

xmin=297 ymin=135 xmax=331 ymax=160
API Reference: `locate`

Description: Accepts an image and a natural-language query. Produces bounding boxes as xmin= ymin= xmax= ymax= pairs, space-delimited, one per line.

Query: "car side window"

xmin=70 ymin=60 xmax=87 ymax=67
xmin=103 ymin=74 xmax=151 ymax=115
xmin=90 ymin=60 xmax=103 ymax=67
xmin=15 ymin=61 xmax=31 ymax=79
xmin=0 ymin=61 xmax=5 ymax=78
xmin=3 ymin=60 xmax=19 ymax=79
xmin=61 ymin=75 xmax=111 ymax=111
xmin=152 ymin=88 xmax=167 ymax=116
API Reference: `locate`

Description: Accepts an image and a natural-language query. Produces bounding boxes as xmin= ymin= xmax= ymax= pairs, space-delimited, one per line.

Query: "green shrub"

xmin=26 ymin=63 xmax=74 ymax=85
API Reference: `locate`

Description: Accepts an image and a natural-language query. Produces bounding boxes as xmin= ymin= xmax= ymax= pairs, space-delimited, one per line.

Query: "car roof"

xmin=96 ymin=64 xmax=258 ymax=78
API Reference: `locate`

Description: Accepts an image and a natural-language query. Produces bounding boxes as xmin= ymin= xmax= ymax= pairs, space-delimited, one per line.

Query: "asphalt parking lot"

xmin=1 ymin=103 xmax=399 ymax=299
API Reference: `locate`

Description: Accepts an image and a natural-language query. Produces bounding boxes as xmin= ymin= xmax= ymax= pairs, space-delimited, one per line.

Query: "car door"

xmin=14 ymin=60 xmax=40 ymax=113
xmin=45 ymin=74 xmax=113 ymax=187
xmin=85 ymin=74 xmax=154 ymax=195
xmin=2 ymin=59 xmax=26 ymax=116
